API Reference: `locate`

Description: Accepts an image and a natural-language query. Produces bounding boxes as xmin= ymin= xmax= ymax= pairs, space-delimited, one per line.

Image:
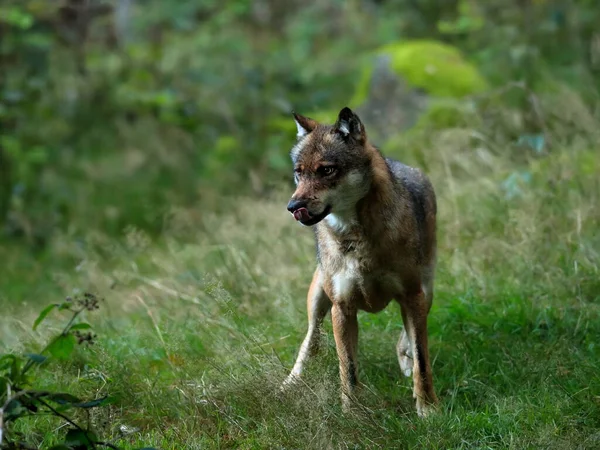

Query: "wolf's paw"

xmin=279 ymin=374 xmax=300 ymax=394
xmin=341 ymin=392 xmax=364 ymax=415
xmin=415 ymin=396 xmax=439 ymax=418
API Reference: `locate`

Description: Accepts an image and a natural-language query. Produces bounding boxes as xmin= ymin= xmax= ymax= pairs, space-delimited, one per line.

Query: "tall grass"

xmin=1 ymin=88 xmax=599 ymax=448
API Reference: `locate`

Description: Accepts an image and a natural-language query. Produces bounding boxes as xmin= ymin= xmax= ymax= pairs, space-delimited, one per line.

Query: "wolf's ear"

xmin=334 ymin=107 xmax=365 ymax=142
xmin=292 ymin=111 xmax=317 ymax=139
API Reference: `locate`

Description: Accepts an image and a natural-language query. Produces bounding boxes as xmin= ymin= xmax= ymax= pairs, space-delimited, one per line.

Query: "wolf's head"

xmin=287 ymin=107 xmax=372 ymax=227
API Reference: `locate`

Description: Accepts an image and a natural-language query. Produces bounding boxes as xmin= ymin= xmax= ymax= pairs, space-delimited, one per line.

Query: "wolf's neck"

xmin=325 ymin=149 xmax=395 ymax=235
xmin=325 ymin=209 xmax=357 ymax=233
xmin=360 ymin=151 xmax=397 ymax=229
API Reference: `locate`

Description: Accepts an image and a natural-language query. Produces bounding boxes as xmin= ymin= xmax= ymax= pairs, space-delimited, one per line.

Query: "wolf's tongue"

xmin=293 ymin=208 xmax=311 ymax=222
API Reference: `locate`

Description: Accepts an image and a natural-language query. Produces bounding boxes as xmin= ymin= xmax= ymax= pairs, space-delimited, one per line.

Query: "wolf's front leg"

xmin=281 ymin=268 xmax=331 ymax=390
xmin=331 ymin=302 xmax=359 ymax=411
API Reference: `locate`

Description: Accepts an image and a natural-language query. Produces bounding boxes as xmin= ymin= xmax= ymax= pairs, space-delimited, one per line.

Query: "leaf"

xmin=21 ymin=395 xmax=39 ymax=413
xmin=70 ymin=323 xmax=92 ymax=331
xmin=1 ymin=7 xmax=34 ymax=29
xmin=33 ymin=304 xmax=58 ymax=330
xmin=64 ymin=428 xmax=98 ymax=448
xmin=3 ymin=398 xmax=28 ymax=421
xmin=47 ymin=334 xmax=76 ymax=360
xmin=47 ymin=393 xmax=82 ymax=405
xmin=25 ymin=353 xmax=48 ymax=365
xmin=0 ymin=375 xmax=8 ymax=399
xmin=58 ymin=301 xmax=73 ymax=311
xmin=9 ymin=355 xmax=21 ymax=382
xmin=27 ymin=146 xmax=49 ymax=164
xmin=72 ymin=396 xmax=113 ymax=409
xmin=0 ymin=355 xmax=16 ymax=371
xmin=47 ymin=393 xmax=113 ymax=409
xmin=48 ymin=446 xmax=71 ymax=450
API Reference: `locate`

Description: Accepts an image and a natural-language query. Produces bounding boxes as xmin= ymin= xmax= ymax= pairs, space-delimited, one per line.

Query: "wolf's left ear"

xmin=334 ymin=107 xmax=365 ymax=142
xmin=292 ymin=111 xmax=318 ymax=139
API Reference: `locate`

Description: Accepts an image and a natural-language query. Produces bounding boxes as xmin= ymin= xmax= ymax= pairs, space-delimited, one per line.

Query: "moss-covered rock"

xmin=351 ymin=40 xmax=488 ymax=106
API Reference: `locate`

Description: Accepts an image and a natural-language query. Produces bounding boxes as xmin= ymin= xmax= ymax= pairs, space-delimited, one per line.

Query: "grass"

xmin=1 ymin=130 xmax=600 ymax=449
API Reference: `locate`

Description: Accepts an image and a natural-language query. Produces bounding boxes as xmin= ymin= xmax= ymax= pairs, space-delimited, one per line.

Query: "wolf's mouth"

xmin=296 ymin=205 xmax=332 ymax=226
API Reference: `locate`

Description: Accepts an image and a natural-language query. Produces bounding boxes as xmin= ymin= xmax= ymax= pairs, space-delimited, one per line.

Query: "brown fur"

xmin=282 ymin=107 xmax=438 ymax=416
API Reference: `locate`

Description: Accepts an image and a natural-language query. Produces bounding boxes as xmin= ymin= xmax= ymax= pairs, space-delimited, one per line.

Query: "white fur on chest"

xmin=325 ymin=213 xmax=356 ymax=233
xmin=331 ymin=257 xmax=362 ymax=300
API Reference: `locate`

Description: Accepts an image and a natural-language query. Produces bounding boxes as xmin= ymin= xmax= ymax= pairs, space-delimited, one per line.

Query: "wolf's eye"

xmin=319 ymin=166 xmax=336 ymax=176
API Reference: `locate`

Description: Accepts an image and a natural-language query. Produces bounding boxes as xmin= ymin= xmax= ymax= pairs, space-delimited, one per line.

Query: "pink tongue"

xmin=293 ymin=207 xmax=311 ymax=222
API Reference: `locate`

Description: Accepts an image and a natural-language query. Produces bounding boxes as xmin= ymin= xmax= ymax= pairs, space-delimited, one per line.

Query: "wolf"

xmin=281 ymin=107 xmax=439 ymax=417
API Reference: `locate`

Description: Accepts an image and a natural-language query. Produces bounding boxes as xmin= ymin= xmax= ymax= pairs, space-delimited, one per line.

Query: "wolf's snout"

xmin=287 ymin=199 xmax=312 ymax=222
xmin=292 ymin=208 xmax=311 ymax=221
xmin=287 ymin=199 xmax=307 ymax=213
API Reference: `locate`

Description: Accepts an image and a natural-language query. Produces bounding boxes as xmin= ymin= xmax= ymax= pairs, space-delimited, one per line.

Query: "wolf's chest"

xmin=331 ymin=257 xmax=362 ymax=299
xmin=327 ymin=255 xmax=399 ymax=313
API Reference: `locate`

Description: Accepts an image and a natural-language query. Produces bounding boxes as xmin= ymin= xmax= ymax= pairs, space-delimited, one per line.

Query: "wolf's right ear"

xmin=293 ymin=111 xmax=317 ymax=139
xmin=334 ymin=107 xmax=365 ymax=142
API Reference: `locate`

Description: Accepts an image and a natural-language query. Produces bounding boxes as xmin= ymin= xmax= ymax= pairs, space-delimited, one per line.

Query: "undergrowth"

xmin=1 ymin=124 xmax=599 ymax=448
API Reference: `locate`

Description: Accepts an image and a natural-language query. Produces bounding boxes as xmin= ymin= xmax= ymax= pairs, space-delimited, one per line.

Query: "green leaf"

xmin=33 ymin=304 xmax=58 ymax=330
xmin=9 ymin=355 xmax=21 ymax=381
xmin=64 ymin=428 xmax=98 ymax=447
xmin=3 ymin=398 xmax=28 ymax=421
xmin=0 ymin=375 xmax=8 ymax=400
xmin=58 ymin=301 xmax=72 ymax=311
xmin=47 ymin=393 xmax=82 ymax=405
xmin=22 ymin=397 xmax=39 ymax=413
xmin=0 ymin=7 xmax=34 ymax=29
xmin=0 ymin=354 xmax=17 ymax=371
xmin=73 ymin=396 xmax=112 ymax=409
xmin=25 ymin=353 xmax=48 ymax=365
xmin=28 ymin=146 xmax=49 ymax=164
xmin=48 ymin=446 xmax=71 ymax=450
xmin=47 ymin=334 xmax=76 ymax=360
xmin=46 ymin=393 xmax=112 ymax=409
xmin=70 ymin=323 xmax=92 ymax=331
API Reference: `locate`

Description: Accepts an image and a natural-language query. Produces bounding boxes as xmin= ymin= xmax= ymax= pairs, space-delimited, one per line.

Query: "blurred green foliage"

xmin=1 ymin=0 xmax=599 ymax=246
xmin=1 ymin=2 xmax=600 ymax=447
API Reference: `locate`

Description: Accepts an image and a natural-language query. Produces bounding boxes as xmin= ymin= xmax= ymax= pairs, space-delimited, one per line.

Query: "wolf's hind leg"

xmin=397 ymin=328 xmax=413 ymax=377
xmin=400 ymin=287 xmax=438 ymax=417
xmin=398 ymin=266 xmax=434 ymax=378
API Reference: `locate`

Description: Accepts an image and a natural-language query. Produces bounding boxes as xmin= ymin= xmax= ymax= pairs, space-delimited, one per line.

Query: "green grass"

xmin=1 ymin=138 xmax=600 ymax=449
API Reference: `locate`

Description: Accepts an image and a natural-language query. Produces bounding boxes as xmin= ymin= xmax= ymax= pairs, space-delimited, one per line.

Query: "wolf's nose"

xmin=287 ymin=199 xmax=307 ymax=213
